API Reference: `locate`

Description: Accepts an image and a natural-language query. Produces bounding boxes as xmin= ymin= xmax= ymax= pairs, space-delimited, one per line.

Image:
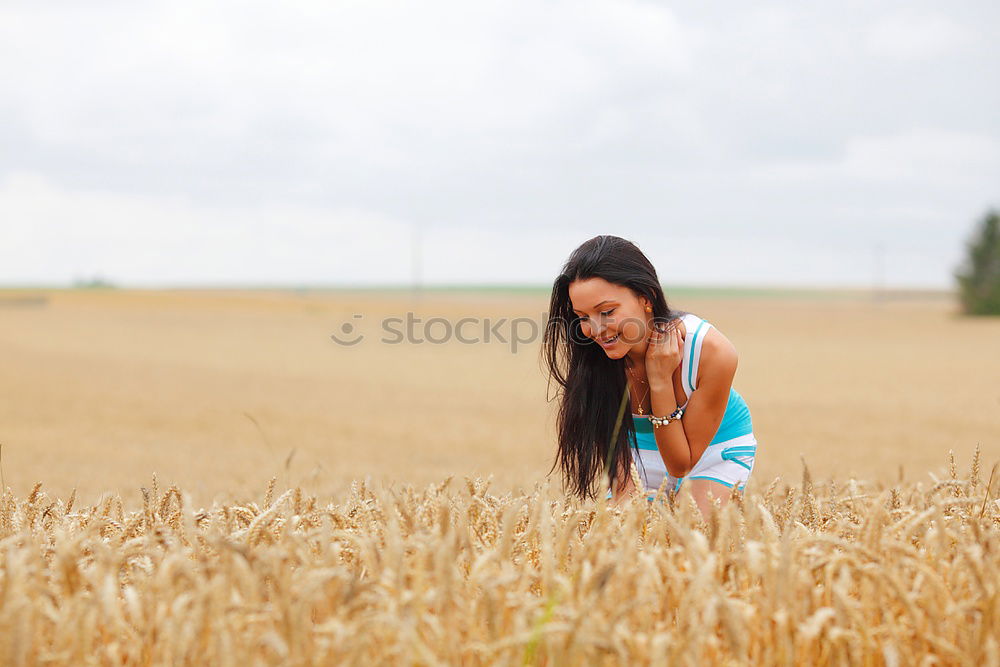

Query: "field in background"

xmin=0 ymin=287 xmax=997 ymax=506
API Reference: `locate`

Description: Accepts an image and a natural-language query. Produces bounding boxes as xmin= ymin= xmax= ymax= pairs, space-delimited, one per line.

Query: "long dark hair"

xmin=541 ymin=235 xmax=677 ymax=501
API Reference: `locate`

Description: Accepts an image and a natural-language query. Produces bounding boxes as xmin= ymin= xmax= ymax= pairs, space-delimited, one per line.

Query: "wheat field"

xmin=1 ymin=288 xmax=999 ymax=664
xmin=0 ymin=451 xmax=997 ymax=664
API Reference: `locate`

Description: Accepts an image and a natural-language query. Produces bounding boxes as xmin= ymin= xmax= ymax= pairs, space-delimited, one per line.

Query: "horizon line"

xmin=0 ymin=281 xmax=956 ymax=294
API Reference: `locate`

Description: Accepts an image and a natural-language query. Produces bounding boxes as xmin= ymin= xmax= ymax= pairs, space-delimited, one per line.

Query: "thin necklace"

xmin=625 ymin=362 xmax=650 ymax=415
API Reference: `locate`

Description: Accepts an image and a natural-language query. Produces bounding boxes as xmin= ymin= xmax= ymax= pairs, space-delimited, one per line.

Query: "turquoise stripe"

xmin=633 ymin=416 xmax=654 ymax=435
xmin=721 ymin=446 xmax=757 ymax=465
xmin=686 ymin=320 xmax=707 ymax=392
xmin=631 ymin=415 xmax=658 ymax=450
xmin=632 ymin=388 xmax=753 ymax=450
xmin=722 ymin=447 xmax=756 ymax=455
xmin=721 ymin=453 xmax=753 ymax=471
xmin=632 ymin=428 xmax=658 ymax=451
xmin=708 ymin=388 xmax=753 ymax=445
xmin=632 ymin=387 xmax=753 ymax=452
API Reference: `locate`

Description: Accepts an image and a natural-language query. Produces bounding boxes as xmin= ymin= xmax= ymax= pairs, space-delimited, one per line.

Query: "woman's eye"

xmin=600 ymin=309 xmax=616 ymax=317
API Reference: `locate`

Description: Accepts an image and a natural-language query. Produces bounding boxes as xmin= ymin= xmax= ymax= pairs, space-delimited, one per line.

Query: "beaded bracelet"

xmin=649 ymin=406 xmax=684 ymax=428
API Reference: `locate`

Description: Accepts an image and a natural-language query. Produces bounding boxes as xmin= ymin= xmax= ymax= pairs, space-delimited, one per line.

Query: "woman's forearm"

xmin=648 ymin=383 xmax=693 ymax=477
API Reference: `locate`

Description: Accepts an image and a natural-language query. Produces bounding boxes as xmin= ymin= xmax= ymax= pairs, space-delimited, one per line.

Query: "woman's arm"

xmin=648 ymin=328 xmax=738 ymax=478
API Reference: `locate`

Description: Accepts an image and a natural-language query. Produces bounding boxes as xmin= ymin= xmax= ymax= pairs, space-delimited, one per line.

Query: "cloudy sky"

xmin=2 ymin=0 xmax=998 ymax=288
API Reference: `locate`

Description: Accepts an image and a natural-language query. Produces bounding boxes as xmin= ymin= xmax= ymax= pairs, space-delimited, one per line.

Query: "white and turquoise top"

xmin=623 ymin=312 xmax=755 ymax=496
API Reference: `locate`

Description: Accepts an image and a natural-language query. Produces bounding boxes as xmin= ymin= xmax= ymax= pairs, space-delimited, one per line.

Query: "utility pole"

xmin=873 ymin=241 xmax=885 ymax=304
xmin=411 ymin=221 xmax=422 ymax=301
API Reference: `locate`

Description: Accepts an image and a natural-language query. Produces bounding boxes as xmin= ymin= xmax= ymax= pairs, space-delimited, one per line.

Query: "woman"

xmin=541 ymin=235 xmax=757 ymax=516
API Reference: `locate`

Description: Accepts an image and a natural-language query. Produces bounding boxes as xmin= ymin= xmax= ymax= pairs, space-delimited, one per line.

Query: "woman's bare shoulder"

xmin=700 ymin=324 xmax=739 ymax=378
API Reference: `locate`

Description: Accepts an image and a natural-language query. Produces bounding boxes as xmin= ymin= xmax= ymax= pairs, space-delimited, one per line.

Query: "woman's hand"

xmin=645 ymin=320 xmax=683 ymax=390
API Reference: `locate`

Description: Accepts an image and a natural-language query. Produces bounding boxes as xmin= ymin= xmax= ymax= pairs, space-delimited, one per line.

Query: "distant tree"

xmin=72 ymin=273 xmax=117 ymax=289
xmin=955 ymin=209 xmax=1000 ymax=315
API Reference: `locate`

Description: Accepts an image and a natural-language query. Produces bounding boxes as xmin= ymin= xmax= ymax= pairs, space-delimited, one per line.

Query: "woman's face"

xmin=568 ymin=277 xmax=651 ymax=359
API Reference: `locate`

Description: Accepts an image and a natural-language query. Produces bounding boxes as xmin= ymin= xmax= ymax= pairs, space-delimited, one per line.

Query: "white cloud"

xmin=0 ymin=0 xmax=694 ymax=168
xmin=751 ymin=128 xmax=1000 ymax=189
xmin=865 ymin=12 xmax=976 ymax=61
xmin=0 ymin=171 xmax=413 ymax=285
xmin=0 ymin=1 xmax=997 ymax=288
xmin=842 ymin=128 xmax=1000 ymax=186
xmin=0 ymin=168 xmax=977 ymax=289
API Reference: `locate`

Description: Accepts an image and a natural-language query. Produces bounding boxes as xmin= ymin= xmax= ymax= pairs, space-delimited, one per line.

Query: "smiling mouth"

xmin=600 ymin=334 xmax=620 ymax=345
